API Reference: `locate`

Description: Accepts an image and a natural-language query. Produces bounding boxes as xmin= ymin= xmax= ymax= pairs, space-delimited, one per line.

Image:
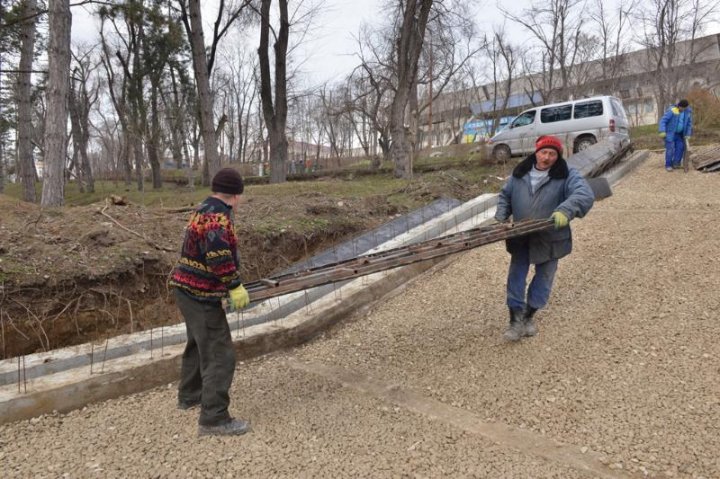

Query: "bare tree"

xmin=16 ymin=0 xmax=38 ymax=202
xmin=69 ymin=44 xmax=99 ymax=193
xmin=316 ymin=84 xmax=350 ymax=161
xmin=99 ymin=12 xmax=133 ymax=186
xmin=99 ymin=3 xmax=146 ymax=190
xmin=221 ymin=47 xmax=259 ymax=164
xmin=388 ymin=0 xmax=433 ymax=179
xmin=180 ymin=0 xmax=221 ymax=182
xmin=41 ymin=0 xmax=71 ymax=207
xmin=257 ymin=0 xmax=290 ymax=183
xmin=636 ymin=0 xmax=720 ymax=119
xmin=411 ymin=1 xmax=481 ymax=148
xmin=590 ymin=0 xmax=638 ymax=90
xmin=349 ymin=1 xmax=477 ymax=174
xmin=179 ymin=0 xmax=251 ymax=184
xmin=161 ymin=62 xmax=194 ymax=169
xmin=481 ymin=29 xmax=518 ymax=136
xmin=503 ymin=0 xmax=587 ymax=103
xmin=347 ymin=34 xmax=394 ymax=164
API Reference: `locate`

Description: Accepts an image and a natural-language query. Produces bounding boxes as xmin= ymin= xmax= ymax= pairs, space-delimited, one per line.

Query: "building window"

xmin=619 ymin=89 xmax=631 ymax=99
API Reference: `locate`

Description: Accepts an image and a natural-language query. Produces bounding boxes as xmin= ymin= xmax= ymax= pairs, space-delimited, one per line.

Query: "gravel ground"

xmin=1 ymin=154 xmax=719 ymax=478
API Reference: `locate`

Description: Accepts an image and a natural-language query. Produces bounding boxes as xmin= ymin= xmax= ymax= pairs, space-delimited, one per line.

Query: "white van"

xmin=488 ymin=96 xmax=630 ymax=160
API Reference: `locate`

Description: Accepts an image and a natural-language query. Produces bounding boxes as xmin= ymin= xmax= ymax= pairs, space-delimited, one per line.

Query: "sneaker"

xmin=177 ymin=400 xmax=200 ymax=410
xmin=198 ymin=418 xmax=251 ymax=437
xmin=665 ymin=167 xmax=673 ymax=172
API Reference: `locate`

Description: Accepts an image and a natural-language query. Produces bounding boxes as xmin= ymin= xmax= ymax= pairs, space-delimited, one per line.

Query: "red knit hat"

xmin=535 ymin=135 xmax=563 ymax=154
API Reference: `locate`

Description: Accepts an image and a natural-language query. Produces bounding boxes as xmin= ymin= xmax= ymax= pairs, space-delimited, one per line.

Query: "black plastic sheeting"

xmin=281 ymin=198 xmax=462 ymax=274
xmin=239 ymin=197 xmax=471 ymax=328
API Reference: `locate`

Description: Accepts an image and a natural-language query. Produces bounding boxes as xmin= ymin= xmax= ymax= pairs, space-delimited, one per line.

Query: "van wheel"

xmin=574 ymin=136 xmax=597 ymax=153
xmin=493 ymin=144 xmax=511 ymax=162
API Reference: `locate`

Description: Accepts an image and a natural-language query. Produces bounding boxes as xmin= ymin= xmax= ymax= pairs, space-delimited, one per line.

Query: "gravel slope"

xmin=1 ymin=154 xmax=718 ymax=478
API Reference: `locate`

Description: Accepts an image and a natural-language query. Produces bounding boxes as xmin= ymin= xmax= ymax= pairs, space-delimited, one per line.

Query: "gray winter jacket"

xmin=494 ymin=154 xmax=594 ymax=264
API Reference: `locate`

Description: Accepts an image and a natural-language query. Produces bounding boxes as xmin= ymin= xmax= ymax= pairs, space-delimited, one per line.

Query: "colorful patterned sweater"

xmin=169 ymin=197 xmax=243 ymax=301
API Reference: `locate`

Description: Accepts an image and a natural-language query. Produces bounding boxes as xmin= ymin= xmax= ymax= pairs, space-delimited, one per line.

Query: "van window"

xmin=574 ymin=100 xmax=603 ymax=119
xmin=511 ymin=110 xmax=536 ymax=128
xmin=540 ymin=105 xmax=572 ymax=123
xmin=610 ymin=98 xmax=628 ymax=119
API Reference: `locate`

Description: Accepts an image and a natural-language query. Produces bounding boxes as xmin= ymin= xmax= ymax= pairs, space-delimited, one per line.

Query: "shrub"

xmin=685 ymin=87 xmax=720 ymax=129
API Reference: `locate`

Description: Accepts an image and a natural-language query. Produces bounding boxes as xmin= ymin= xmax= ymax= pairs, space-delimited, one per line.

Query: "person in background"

xmin=169 ymin=167 xmax=251 ymax=436
xmin=659 ymin=99 xmax=693 ymax=171
xmin=494 ymin=135 xmax=595 ymax=341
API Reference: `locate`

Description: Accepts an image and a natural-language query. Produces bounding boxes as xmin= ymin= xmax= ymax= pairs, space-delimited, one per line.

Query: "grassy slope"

xmin=631 ymin=124 xmax=720 ymax=150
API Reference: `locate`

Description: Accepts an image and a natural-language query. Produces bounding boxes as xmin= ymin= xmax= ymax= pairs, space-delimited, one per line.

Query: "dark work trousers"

xmin=174 ymin=289 xmax=236 ymax=426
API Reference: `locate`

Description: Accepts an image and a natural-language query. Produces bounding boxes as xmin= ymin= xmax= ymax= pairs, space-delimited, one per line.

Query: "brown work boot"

xmin=504 ymin=308 xmax=525 ymax=342
xmin=198 ymin=418 xmax=251 ymax=437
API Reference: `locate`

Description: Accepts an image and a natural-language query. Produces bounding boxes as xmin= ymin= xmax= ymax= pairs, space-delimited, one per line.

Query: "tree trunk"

xmin=241 ymin=91 xmax=254 ymax=163
xmin=185 ymin=0 xmax=221 ymax=182
xmin=167 ymin=68 xmax=186 ymax=169
xmin=258 ymin=0 xmax=290 ymax=184
xmin=134 ymin=140 xmax=144 ymax=191
xmin=41 ymin=0 xmax=71 ymax=208
xmin=122 ymin=132 xmax=133 ymax=186
xmin=268 ymin=129 xmax=288 ymax=183
xmin=17 ymin=0 xmax=38 ymax=203
xmin=0 ymin=137 xmax=4 ymax=194
xmin=389 ymin=0 xmax=433 ymax=179
xmin=80 ymin=131 xmax=94 ymax=193
xmin=147 ymin=81 xmax=162 ymax=189
xmin=192 ymin=129 xmax=200 ymax=170
xmin=68 ymin=95 xmax=85 ymax=191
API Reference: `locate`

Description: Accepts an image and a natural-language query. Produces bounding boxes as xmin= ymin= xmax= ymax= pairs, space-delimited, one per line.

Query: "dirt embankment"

xmin=0 ymin=195 xmax=363 ymax=358
xmin=0 ymin=168 xmax=498 ymax=359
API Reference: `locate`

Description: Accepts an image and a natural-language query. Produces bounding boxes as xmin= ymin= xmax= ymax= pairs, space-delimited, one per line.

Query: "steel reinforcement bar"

xmin=244 ymin=219 xmax=555 ymax=302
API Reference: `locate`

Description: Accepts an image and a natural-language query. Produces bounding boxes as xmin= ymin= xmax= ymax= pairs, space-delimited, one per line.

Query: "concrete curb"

xmin=0 ymin=258 xmax=447 ymax=424
xmin=601 ymin=149 xmax=651 ymax=185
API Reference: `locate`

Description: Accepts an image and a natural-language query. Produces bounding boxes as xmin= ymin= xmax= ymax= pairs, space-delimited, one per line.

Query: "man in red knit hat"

xmin=169 ymin=167 xmax=252 ymax=436
xmin=494 ymin=135 xmax=594 ymax=341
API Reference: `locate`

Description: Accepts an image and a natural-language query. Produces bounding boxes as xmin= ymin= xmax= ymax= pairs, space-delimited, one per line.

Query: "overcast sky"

xmin=70 ymin=0 xmax=528 ymax=82
xmin=70 ymin=0 xmax=720 ymax=84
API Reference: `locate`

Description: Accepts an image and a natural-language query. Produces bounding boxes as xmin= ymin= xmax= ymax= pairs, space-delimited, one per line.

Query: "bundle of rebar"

xmin=244 ymin=219 xmax=555 ymax=302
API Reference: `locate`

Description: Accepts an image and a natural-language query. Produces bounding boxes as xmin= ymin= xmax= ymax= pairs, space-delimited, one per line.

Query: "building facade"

xmin=420 ymin=33 xmax=720 ymax=147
